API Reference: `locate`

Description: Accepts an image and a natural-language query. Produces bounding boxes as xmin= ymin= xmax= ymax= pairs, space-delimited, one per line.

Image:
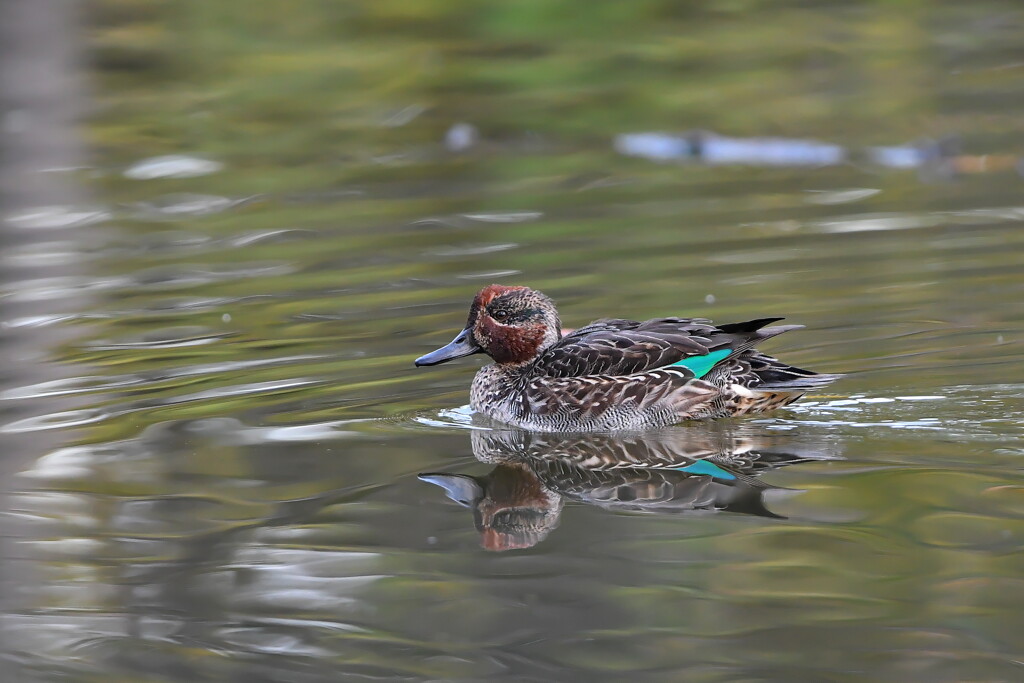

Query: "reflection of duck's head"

xmin=420 ymin=462 xmax=563 ymax=552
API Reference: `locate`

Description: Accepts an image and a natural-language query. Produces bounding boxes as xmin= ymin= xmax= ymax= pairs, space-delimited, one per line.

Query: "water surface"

xmin=2 ymin=1 xmax=1024 ymax=681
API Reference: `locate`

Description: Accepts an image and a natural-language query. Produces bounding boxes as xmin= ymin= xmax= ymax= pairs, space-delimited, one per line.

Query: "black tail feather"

xmin=757 ymin=371 xmax=844 ymax=392
xmin=718 ymin=318 xmax=804 ymax=356
xmin=716 ymin=318 xmax=785 ymax=334
xmin=715 ymin=318 xmax=841 ymax=394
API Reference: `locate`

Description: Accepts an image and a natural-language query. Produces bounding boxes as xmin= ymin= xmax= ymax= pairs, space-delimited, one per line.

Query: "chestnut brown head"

xmin=415 ymin=285 xmax=562 ymax=367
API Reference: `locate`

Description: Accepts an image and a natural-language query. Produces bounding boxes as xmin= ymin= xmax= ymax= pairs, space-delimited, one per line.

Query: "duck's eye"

xmin=491 ymin=309 xmax=511 ymax=322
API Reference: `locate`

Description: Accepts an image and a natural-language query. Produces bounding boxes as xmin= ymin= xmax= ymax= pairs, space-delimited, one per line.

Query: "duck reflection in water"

xmin=421 ymin=426 xmax=837 ymax=551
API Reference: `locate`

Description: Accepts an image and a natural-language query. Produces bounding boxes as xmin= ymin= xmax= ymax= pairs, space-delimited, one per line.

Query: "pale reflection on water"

xmin=3 ymin=0 xmax=1024 ymax=681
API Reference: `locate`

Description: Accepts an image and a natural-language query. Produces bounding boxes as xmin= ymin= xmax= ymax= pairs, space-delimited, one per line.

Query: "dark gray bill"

xmin=414 ymin=328 xmax=481 ymax=366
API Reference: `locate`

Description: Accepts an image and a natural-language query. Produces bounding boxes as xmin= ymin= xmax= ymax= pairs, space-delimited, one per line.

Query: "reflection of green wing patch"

xmin=668 ymin=348 xmax=732 ymax=378
xmin=674 ymin=459 xmax=736 ymax=480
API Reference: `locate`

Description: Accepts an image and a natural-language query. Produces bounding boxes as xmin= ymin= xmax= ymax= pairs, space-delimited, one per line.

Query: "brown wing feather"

xmin=535 ymin=318 xmax=716 ymax=377
xmin=534 ymin=317 xmax=792 ymax=378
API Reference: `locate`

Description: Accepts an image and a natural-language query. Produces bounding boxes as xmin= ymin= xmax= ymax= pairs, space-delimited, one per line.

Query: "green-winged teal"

xmin=415 ymin=285 xmax=840 ymax=431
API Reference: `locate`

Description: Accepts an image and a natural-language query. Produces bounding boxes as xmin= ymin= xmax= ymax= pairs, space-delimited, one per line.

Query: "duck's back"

xmin=533 ymin=317 xmax=759 ymax=377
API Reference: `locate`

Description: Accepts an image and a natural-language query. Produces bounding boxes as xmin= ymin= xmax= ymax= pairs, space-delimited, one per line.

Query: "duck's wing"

xmin=535 ymin=317 xmax=796 ymax=378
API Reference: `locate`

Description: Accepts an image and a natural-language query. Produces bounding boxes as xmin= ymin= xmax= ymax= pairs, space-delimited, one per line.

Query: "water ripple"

xmin=130 ymin=193 xmax=255 ymax=218
xmin=123 ymin=154 xmax=223 ymax=179
xmin=82 ymin=326 xmax=236 ymax=350
xmin=6 ymin=205 xmax=110 ymax=230
xmin=1 ymin=355 xmax=323 ymax=400
xmin=2 ymin=380 xmax=320 ymax=434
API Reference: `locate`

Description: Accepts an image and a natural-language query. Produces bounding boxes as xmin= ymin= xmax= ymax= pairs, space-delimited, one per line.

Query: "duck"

xmin=415 ymin=285 xmax=841 ymax=431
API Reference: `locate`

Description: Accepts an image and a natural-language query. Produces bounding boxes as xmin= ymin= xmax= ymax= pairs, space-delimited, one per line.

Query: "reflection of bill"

xmin=421 ymin=427 xmax=838 ymax=552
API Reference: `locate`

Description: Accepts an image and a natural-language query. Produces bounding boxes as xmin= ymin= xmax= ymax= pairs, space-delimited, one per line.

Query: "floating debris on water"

xmin=445 ymin=122 xmax=479 ymax=151
xmin=615 ymin=131 xmax=845 ymax=166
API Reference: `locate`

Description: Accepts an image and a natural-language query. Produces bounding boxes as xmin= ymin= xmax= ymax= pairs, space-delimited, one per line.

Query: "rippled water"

xmin=2 ymin=1 xmax=1024 ymax=681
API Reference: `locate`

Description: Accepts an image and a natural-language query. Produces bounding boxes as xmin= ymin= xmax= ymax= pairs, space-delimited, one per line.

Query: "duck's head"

xmin=415 ymin=285 xmax=561 ymax=367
